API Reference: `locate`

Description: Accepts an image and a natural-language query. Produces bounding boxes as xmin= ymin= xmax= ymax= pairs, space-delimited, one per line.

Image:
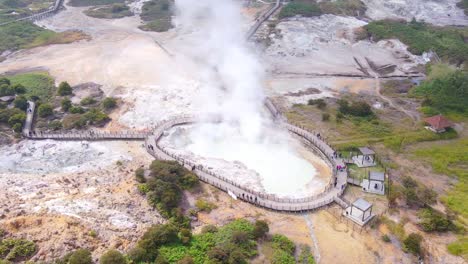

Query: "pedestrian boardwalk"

xmin=0 ymin=0 xmax=64 ymax=26
xmin=22 ymin=101 xmax=148 ymax=140
xmin=23 ymin=97 xmax=350 ymax=212
xmin=145 ymin=100 xmax=350 ymax=212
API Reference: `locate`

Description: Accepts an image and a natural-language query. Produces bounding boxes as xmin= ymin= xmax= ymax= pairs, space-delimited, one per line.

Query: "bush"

xmin=135 ymin=167 xmax=146 ymax=183
xmin=322 ymin=113 xmax=330 ymax=121
xmin=298 ymin=244 xmax=315 ymax=264
xmin=130 ymin=224 xmax=179 ymax=263
xmin=338 ymin=99 xmax=373 ymax=117
xmin=382 ymin=234 xmax=391 ymax=242
xmin=83 ymin=108 xmax=109 ymax=125
xmin=8 ymin=113 xmax=26 ymax=128
xmin=252 ymin=220 xmax=269 ymax=239
xmin=0 ymin=238 xmax=36 ymax=262
xmin=279 ymin=2 xmax=322 ymax=18
xmin=61 ymin=98 xmax=72 ymax=112
xmin=13 ymin=95 xmax=27 ymax=110
xmin=403 ymin=233 xmax=423 ymax=255
xmin=150 ymin=160 xmax=199 ymax=190
xmin=271 ymin=234 xmax=295 ymax=255
xmin=201 ymin=225 xmax=218 ymax=234
xmin=38 ymin=103 xmax=53 ymax=117
xmin=80 ymin=96 xmax=97 ymax=106
xmin=57 ymin=82 xmax=72 ymax=96
xmin=69 ymin=106 xmax=85 ymax=114
xmin=411 ymin=70 xmax=468 ymax=116
xmin=48 ymin=120 xmax=63 ymax=130
xmin=195 ymin=199 xmax=218 ymax=213
xmin=102 ymin=97 xmax=117 ymax=110
xmin=308 ymin=98 xmax=327 ymax=109
xmin=68 ymin=249 xmax=93 ymax=264
xmin=100 ymin=249 xmax=126 ymax=264
xmin=418 ymin=207 xmax=454 ymax=232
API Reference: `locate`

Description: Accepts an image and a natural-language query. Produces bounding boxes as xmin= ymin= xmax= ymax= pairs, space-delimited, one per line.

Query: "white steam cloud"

xmin=168 ymin=0 xmax=326 ymax=197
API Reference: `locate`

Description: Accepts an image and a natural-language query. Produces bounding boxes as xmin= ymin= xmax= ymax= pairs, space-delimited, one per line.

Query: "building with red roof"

xmin=424 ymin=114 xmax=452 ymax=133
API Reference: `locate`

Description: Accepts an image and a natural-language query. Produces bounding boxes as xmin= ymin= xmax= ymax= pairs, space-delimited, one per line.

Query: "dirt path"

xmin=374 ymin=75 xmax=420 ymax=123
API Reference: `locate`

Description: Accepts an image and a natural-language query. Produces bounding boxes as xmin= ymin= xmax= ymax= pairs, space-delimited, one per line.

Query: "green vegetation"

xmin=337 ymin=99 xmax=373 ymax=117
xmin=410 ymin=68 xmax=468 ymax=118
xmin=418 ymin=207 xmax=455 ymax=232
xmin=84 ymin=4 xmax=132 ymax=19
xmin=13 ymin=95 xmax=27 ymax=110
xmin=318 ymin=0 xmax=366 ymax=17
xmin=195 ymin=199 xmax=218 ymax=213
xmin=80 ymin=96 xmax=97 ymax=106
xmin=0 ymin=238 xmax=36 ymax=262
xmin=139 ymin=0 xmax=173 ymax=32
xmin=61 ymin=98 xmax=72 ymax=112
xmin=307 ymin=98 xmax=326 ymax=110
xmin=140 ymin=160 xmax=199 ymax=217
xmin=362 ymin=20 xmax=468 ymax=66
xmin=8 ymin=72 xmax=55 ymax=101
xmin=298 ymin=244 xmax=315 ymax=264
xmin=57 ymin=81 xmax=72 ymax=96
xmin=68 ymin=0 xmax=124 ymax=7
xmin=457 ymin=0 xmax=468 ymax=15
xmin=99 ymin=249 xmax=126 ymax=264
xmin=413 ymin=139 xmax=468 ymax=258
xmin=403 ymin=233 xmax=423 ymax=256
xmin=38 ymin=103 xmax=53 ymax=117
xmin=135 ymin=167 xmax=146 ymax=183
xmin=381 ymin=234 xmax=391 ymax=243
xmin=55 ymin=248 xmax=93 ymax=264
xmin=102 ymin=97 xmax=117 ymax=110
xmin=279 ymin=1 xmax=322 ymax=19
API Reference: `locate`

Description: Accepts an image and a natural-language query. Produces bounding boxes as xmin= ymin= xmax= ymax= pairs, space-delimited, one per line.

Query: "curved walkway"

xmin=144 ymin=100 xmax=349 ymax=212
xmin=0 ymin=0 xmax=64 ymax=26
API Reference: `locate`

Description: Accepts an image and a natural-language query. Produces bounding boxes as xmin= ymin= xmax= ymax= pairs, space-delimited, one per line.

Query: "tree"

xmin=102 ymin=97 xmax=117 ymax=110
xmin=8 ymin=113 xmax=26 ymax=127
xmin=100 ymin=249 xmax=126 ymax=264
xmin=61 ymin=98 xmax=72 ymax=112
xmin=403 ymin=233 xmax=423 ymax=256
xmin=57 ymin=81 xmax=72 ymax=96
xmin=38 ymin=103 xmax=53 ymax=117
xmin=133 ymin=224 xmax=178 ymax=262
xmin=12 ymin=84 xmax=26 ymax=94
xmin=68 ymin=249 xmax=93 ymax=264
xmin=13 ymin=95 xmax=28 ymax=110
xmin=253 ymin=220 xmax=269 ymax=239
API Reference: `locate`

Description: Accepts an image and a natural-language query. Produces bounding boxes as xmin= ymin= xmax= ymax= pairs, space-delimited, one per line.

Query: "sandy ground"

xmin=362 ymin=0 xmax=468 ymax=26
xmin=0 ymin=141 xmax=162 ymax=262
xmin=192 ymin=183 xmax=415 ymax=264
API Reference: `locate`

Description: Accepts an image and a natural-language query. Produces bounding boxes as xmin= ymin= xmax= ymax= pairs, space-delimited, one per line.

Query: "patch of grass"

xmin=84 ymin=3 xmax=133 ymax=19
xmin=6 ymin=71 xmax=55 ymax=101
xmin=413 ymin=139 xmax=468 ymax=218
xmin=0 ymin=21 xmax=89 ymax=55
xmin=319 ymin=0 xmax=366 ymax=17
xmin=68 ymin=0 xmax=124 ymax=7
xmin=139 ymin=0 xmax=173 ymax=32
xmin=195 ymin=199 xmax=218 ymax=213
xmin=363 ymin=20 xmax=468 ymax=66
xmin=447 ymin=237 xmax=468 ymax=259
xmin=0 ymin=238 xmax=36 ymax=262
xmin=279 ymin=1 xmax=322 ymax=19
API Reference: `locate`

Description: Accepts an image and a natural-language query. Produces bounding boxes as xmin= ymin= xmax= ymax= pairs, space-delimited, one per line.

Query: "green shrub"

xmin=279 ymin=2 xmax=322 ymax=18
xmin=338 ymin=99 xmax=373 ymax=117
xmin=57 ymin=82 xmax=72 ymax=96
xmin=382 ymin=234 xmax=391 ymax=242
xmin=130 ymin=224 xmax=178 ymax=263
xmin=68 ymin=249 xmax=93 ymax=264
xmin=418 ymin=207 xmax=454 ymax=232
xmin=48 ymin=120 xmax=63 ymax=130
xmin=252 ymin=220 xmax=269 ymax=239
xmin=13 ymin=95 xmax=27 ymax=110
xmin=83 ymin=108 xmax=109 ymax=125
xmin=102 ymin=97 xmax=117 ymax=110
xmin=38 ymin=103 xmax=53 ymax=117
xmin=195 ymin=199 xmax=218 ymax=213
xmin=298 ymin=244 xmax=315 ymax=264
xmin=272 ymin=249 xmax=295 ymax=264
xmin=69 ymin=106 xmax=85 ymax=114
xmin=100 ymin=249 xmax=126 ymax=264
xmin=135 ymin=167 xmax=146 ymax=183
xmin=447 ymin=237 xmax=468 ymax=257
xmin=271 ymin=234 xmax=295 ymax=255
xmin=137 ymin=183 xmax=150 ymax=194
xmin=364 ymin=20 xmax=468 ymax=65
xmin=61 ymin=98 xmax=72 ymax=112
xmin=80 ymin=96 xmax=97 ymax=106
xmin=403 ymin=233 xmax=423 ymax=256
xmin=0 ymin=238 xmax=36 ymax=262
xmin=411 ymin=70 xmax=468 ymax=116
xmin=7 ymin=113 xmax=26 ymax=127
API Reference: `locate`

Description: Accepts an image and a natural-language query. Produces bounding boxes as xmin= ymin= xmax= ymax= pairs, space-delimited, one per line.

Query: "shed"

xmin=424 ymin=115 xmax=452 ymax=133
xmin=362 ymin=171 xmax=385 ymax=195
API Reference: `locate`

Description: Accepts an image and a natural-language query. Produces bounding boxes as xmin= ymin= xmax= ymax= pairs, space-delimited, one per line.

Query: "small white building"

xmin=361 ymin=171 xmax=385 ymax=195
xmin=344 ymin=198 xmax=374 ymax=226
